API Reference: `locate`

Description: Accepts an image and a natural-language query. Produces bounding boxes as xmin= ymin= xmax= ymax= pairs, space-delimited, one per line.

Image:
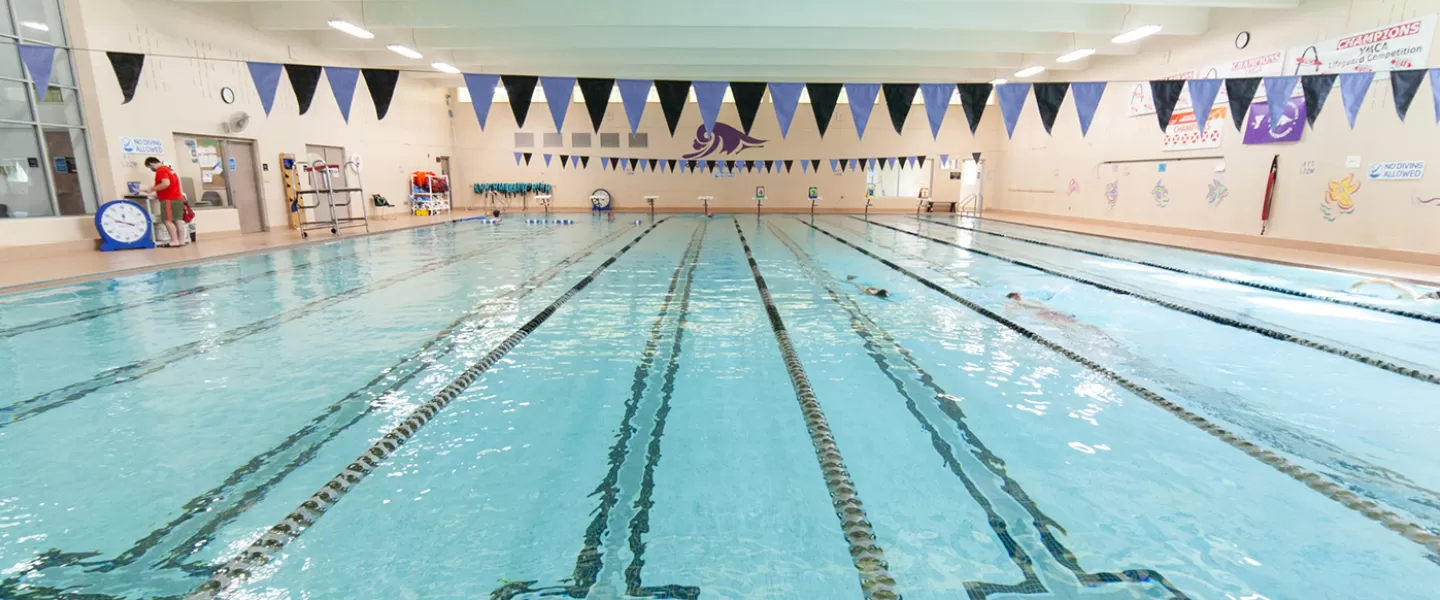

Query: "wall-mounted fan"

xmin=223 ymin=111 xmax=250 ymax=134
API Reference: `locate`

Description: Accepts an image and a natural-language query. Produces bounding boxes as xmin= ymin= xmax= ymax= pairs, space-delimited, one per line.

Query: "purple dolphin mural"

xmin=682 ymin=122 xmax=767 ymax=160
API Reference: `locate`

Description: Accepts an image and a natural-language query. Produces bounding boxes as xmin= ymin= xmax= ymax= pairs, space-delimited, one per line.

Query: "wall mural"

xmin=1151 ymin=180 xmax=1171 ymax=207
xmin=1206 ymin=179 xmax=1230 ymax=205
xmin=683 ymin=123 xmax=767 ymax=160
xmin=1105 ymin=181 xmax=1119 ymax=207
xmin=1067 ymin=178 xmax=1081 ymax=196
xmin=1413 ymin=195 xmax=1440 ymax=206
xmin=1322 ymin=174 xmax=1360 ymax=221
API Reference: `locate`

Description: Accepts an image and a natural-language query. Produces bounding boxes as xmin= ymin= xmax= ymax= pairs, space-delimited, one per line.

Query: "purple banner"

xmin=1243 ymin=96 xmax=1306 ymax=145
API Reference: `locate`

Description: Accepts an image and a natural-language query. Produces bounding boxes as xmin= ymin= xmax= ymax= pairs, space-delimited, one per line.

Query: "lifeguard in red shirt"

xmin=142 ymin=157 xmax=187 ymax=248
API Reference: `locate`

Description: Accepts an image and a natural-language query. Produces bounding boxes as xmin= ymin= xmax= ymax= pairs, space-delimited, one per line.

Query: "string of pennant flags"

xmin=13 ymin=41 xmax=1440 ymax=137
xmin=507 ymin=154 xmax=946 ymax=176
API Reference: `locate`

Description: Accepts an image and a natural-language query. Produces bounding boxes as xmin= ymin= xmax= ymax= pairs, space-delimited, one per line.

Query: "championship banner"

xmin=1162 ymin=106 xmax=1226 ymax=151
xmin=1288 ymin=15 xmax=1437 ymax=77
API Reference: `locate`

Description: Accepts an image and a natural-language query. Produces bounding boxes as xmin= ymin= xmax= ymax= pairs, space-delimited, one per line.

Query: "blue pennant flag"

xmin=544 ymin=154 xmax=552 ymax=167
xmin=17 ymin=44 xmax=55 ymax=98
xmin=1339 ymin=72 xmax=1374 ymax=129
xmin=844 ymin=83 xmax=881 ymax=140
xmin=1069 ymin=82 xmax=1107 ymax=137
xmin=324 ymin=67 xmax=360 ymax=123
xmin=694 ymin=81 xmax=728 ymax=134
xmin=602 ymin=156 xmax=611 ymax=170
xmin=939 ymin=154 xmax=949 ymax=167
xmin=514 ymin=152 xmax=523 ymax=166
xmin=889 ymin=157 xmax=899 ymax=170
xmin=1432 ymin=69 xmax=1440 ymax=123
xmin=539 ymin=76 xmax=575 ymax=132
xmin=1187 ymin=79 xmax=1222 ymax=134
xmin=997 ymin=83 xmax=1031 ymax=138
xmin=802 ymin=160 xmax=809 ymax=173
xmin=247 ymin=62 xmax=284 ymax=117
xmin=848 ymin=158 xmax=859 ymax=171
xmin=919 ymin=83 xmax=953 ymax=140
xmin=907 ymin=156 xmax=918 ymax=168
xmin=464 ymin=73 xmax=500 ymax=130
xmin=1263 ymin=76 xmax=1298 ymax=132
xmin=768 ymin=82 xmax=803 ymax=139
xmin=830 ymin=159 xmax=840 ymax=173
xmin=618 ymin=79 xmax=651 ymax=134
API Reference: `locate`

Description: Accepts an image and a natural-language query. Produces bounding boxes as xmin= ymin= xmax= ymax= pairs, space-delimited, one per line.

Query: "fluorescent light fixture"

xmin=990 ymin=78 xmax=1008 ymax=85
xmin=19 ymin=21 xmax=50 ymax=32
xmin=1056 ymin=48 xmax=1095 ymax=63
xmin=431 ymin=62 xmax=461 ymax=74
xmin=387 ymin=44 xmax=423 ymax=59
xmin=1112 ymin=25 xmax=1162 ymax=44
xmin=327 ymin=20 xmax=374 ymax=39
xmin=1014 ymin=66 xmax=1046 ymax=78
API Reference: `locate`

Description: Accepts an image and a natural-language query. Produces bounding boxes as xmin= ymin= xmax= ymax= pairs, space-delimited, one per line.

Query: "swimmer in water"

xmin=1349 ymin=278 xmax=1440 ymax=301
xmin=846 ymin=275 xmax=890 ymax=298
xmin=491 ymin=209 xmax=502 ymax=223
xmin=1005 ymin=292 xmax=1079 ymax=324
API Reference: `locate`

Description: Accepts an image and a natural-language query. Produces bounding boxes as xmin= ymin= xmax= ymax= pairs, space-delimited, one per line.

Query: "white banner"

xmin=1128 ymin=51 xmax=1285 ymax=117
xmin=1366 ymin=161 xmax=1426 ymax=180
xmin=1288 ymin=15 xmax=1437 ymax=76
xmin=1162 ymin=106 xmax=1227 ymax=151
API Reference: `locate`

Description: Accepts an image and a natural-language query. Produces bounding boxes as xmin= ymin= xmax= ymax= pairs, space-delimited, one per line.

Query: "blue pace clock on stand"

xmin=95 ymin=199 xmax=156 ymax=251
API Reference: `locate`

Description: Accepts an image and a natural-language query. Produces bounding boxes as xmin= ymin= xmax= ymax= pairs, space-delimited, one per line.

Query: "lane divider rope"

xmin=731 ymin=218 xmax=899 ymax=600
xmin=805 ymin=219 xmax=1440 ymax=556
xmin=185 ymin=218 xmax=674 ymax=600
xmin=915 ymin=216 xmax=1440 ymax=325
xmin=853 ymin=217 xmax=1440 ymax=386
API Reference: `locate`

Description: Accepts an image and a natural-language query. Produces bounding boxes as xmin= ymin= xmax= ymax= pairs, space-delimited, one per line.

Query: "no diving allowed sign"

xmin=1367 ymin=161 xmax=1426 ymax=180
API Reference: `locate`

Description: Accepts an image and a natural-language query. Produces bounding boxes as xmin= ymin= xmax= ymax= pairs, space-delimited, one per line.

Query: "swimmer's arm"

xmin=1351 ymin=279 xmax=1417 ymax=299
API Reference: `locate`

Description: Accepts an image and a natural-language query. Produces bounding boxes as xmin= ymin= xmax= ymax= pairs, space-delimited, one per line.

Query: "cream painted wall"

xmin=989 ymin=0 xmax=1440 ymax=254
xmin=449 ymin=90 xmax=1005 ymax=214
xmin=0 ymin=0 xmax=454 ymax=247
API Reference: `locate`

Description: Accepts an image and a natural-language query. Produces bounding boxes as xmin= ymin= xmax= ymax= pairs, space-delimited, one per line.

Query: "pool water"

xmin=1 ymin=214 xmax=1437 ymax=600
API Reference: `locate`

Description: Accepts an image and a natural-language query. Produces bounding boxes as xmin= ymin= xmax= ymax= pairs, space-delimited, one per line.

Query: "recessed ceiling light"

xmin=431 ymin=62 xmax=461 ymax=74
xmin=327 ymin=20 xmax=374 ymax=39
xmin=1112 ymin=25 xmax=1162 ymax=44
xmin=19 ymin=21 xmax=50 ymax=32
xmin=1014 ymin=66 xmax=1046 ymax=78
xmin=387 ymin=45 xmax=423 ymax=59
xmin=990 ymin=78 xmax=1008 ymax=85
xmin=1056 ymin=48 xmax=1096 ymax=63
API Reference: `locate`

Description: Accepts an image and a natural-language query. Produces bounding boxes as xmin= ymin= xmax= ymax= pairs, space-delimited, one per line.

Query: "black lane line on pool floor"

xmin=916 ymin=215 xmax=1440 ymax=325
xmin=184 ymin=218 xmax=674 ymax=600
xmin=732 ymin=218 xmax=899 ymax=600
xmin=0 ymin=226 xmax=563 ymax=429
xmin=854 ymin=217 xmax=1440 ymax=386
xmin=72 ymin=226 xmax=639 ymax=576
xmin=766 ymin=221 xmax=1190 ymax=600
xmin=805 ymin=219 xmax=1440 ymax=557
xmin=491 ymin=221 xmax=707 ymax=600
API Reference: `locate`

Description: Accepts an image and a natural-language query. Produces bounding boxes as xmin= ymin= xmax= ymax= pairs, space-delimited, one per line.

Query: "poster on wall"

xmin=1242 ymin=97 xmax=1306 ymax=144
xmin=1162 ymin=106 xmax=1227 ymax=151
xmin=1128 ymin=51 xmax=1285 ymax=117
xmin=1287 ymin=15 xmax=1437 ymax=76
xmin=1367 ymin=161 xmax=1426 ymax=180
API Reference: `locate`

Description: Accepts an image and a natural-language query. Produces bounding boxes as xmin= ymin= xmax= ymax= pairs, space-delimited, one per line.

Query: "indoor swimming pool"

xmin=1 ymin=214 xmax=1438 ymax=600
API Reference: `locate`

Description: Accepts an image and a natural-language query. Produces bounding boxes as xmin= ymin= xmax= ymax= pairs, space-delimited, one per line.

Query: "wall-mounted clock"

xmin=1235 ymin=31 xmax=1251 ymax=49
xmin=220 ymin=86 xmax=236 ymax=104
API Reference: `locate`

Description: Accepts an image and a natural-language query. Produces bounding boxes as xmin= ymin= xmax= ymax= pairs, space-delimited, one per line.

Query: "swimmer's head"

xmin=492 ymin=209 xmax=501 ymax=218
xmin=847 ymin=275 xmax=857 ymax=281
xmin=1006 ymin=292 xmax=1022 ymax=300
xmin=876 ymin=289 xmax=890 ymax=298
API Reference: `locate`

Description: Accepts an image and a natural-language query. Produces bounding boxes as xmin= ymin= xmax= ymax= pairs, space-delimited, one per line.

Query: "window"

xmin=513 ymin=132 xmax=535 ymax=148
xmin=599 ymin=133 xmax=620 ymax=148
xmin=542 ymin=133 xmax=563 ymax=148
xmin=627 ymin=133 xmax=648 ymax=148
xmin=571 ymin=133 xmax=591 ymax=148
xmin=175 ymin=135 xmax=231 ymax=209
xmin=866 ymin=159 xmax=935 ymax=198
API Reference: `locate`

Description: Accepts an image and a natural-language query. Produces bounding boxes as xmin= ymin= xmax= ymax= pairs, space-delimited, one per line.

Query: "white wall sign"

xmin=1288 ymin=15 xmax=1437 ymax=76
xmin=118 ymin=136 xmax=165 ymax=155
xmin=1161 ymin=106 xmax=1226 ymax=151
xmin=1128 ymin=51 xmax=1285 ymax=117
xmin=1367 ymin=161 xmax=1426 ymax=180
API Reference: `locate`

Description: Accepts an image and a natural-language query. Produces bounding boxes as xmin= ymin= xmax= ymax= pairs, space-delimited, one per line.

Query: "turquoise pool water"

xmin=1 ymin=214 xmax=1437 ymax=600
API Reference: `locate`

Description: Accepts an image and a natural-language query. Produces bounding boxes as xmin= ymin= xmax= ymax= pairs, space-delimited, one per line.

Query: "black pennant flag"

xmin=730 ymin=82 xmax=767 ymax=134
xmin=629 ymin=157 xmax=640 ymax=171
xmin=1300 ymin=74 xmax=1337 ymax=128
xmin=668 ymin=159 xmax=677 ymax=172
xmin=745 ymin=160 xmax=755 ymax=172
xmin=361 ymin=69 xmax=400 ymax=120
xmin=726 ymin=160 xmax=737 ymax=172
xmin=810 ymin=159 xmax=821 ymax=172
xmin=1149 ymin=80 xmax=1186 ymax=132
xmin=522 ymin=152 xmax=532 ymax=166
xmin=883 ymin=83 xmax=919 ymax=134
xmin=648 ymin=158 xmax=659 ymax=171
xmin=285 ymin=64 xmax=322 ymax=115
xmin=765 ymin=159 xmax=774 ymax=173
xmin=807 ymin=83 xmax=843 ymax=137
xmin=705 ymin=160 xmax=715 ymax=172
xmin=957 ymin=84 xmax=992 ymax=135
xmin=106 ymin=52 xmax=144 ymax=104
xmin=502 ymin=75 xmax=539 ymax=127
xmin=917 ymin=155 xmax=927 ymax=167
xmin=1033 ymin=82 xmax=1069 ymax=134
xmin=560 ymin=155 xmax=569 ymax=168
xmin=784 ymin=160 xmax=794 ymax=173
xmin=1391 ymin=68 xmax=1426 ymax=121
xmin=1225 ymin=77 xmax=1261 ymax=131
xmin=655 ymin=80 xmax=691 ymax=136
xmin=688 ymin=160 xmax=698 ymax=172
xmin=577 ymin=78 xmax=615 ymax=133
xmin=580 ymin=156 xmax=590 ymax=169
xmin=859 ymin=158 xmax=870 ymax=170
xmin=839 ymin=159 xmax=848 ymax=172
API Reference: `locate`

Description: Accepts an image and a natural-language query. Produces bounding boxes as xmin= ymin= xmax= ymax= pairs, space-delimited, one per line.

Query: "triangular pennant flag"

xmin=694 ymin=81 xmax=728 ymax=134
xmin=802 ymin=160 xmax=810 ymax=173
xmin=17 ymin=44 xmax=56 ymax=98
xmin=678 ymin=161 xmax=688 ymax=173
xmin=919 ymin=83 xmax=953 ymax=139
xmin=285 ymin=64 xmax=322 ymax=115
xmin=361 ymin=69 xmax=400 ymax=120
xmin=668 ymin=159 xmax=678 ymax=172
xmin=859 ymin=158 xmax=870 ymax=170
xmin=764 ymin=160 xmax=774 ymax=173
xmin=602 ymin=156 xmax=611 ymax=170
xmin=515 ymin=152 xmax=523 ymax=166
xmin=1033 ymin=82 xmax=1069 ymax=135
xmin=844 ymin=83 xmax=881 ymax=140
xmin=247 ymin=61 xmax=284 ymax=116
xmin=639 ymin=159 xmax=647 ymax=172
xmin=616 ymin=79 xmax=651 ymax=134
xmin=784 ymin=159 xmax=794 ymax=173
xmin=463 ymin=73 xmax=500 ymax=129
xmin=324 ymin=67 xmax=360 ymax=123
xmin=657 ymin=160 xmax=665 ymax=173
xmin=580 ymin=156 xmax=590 ymax=169
xmin=730 ymin=82 xmax=767 ymax=134
xmin=888 ymin=157 xmax=898 ymax=170
xmin=1300 ymin=74 xmax=1337 ymax=128
xmin=940 ymin=154 xmax=949 ymax=167
xmin=107 ymin=52 xmax=145 ymax=104
xmin=849 ymin=158 xmax=859 ymax=171
xmin=649 ymin=158 xmax=659 ymax=171
xmin=502 ymin=74 xmax=539 ymax=128
xmin=883 ymin=83 xmax=919 ymax=135
xmin=1069 ymin=82 xmax=1106 ymax=137
xmin=544 ymin=154 xmax=552 ymax=167
xmin=629 ymin=157 xmax=640 ymax=171
xmin=1432 ymin=69 xmax=1440 ymax=123
xmin=725 ymin=160 xmax=737 ymax=173
xmin=655 ymin=80 xmax=691 ymax=136
xmin=561 ymin=155 xmax=570 ymax=168
xmin=1225 ymin=77 xmax=1261 ymax=131
xmin=1262 ymin=76 xmax=1299 ymax=132
xmin=807 ymin=83 xmax=843 ymax=137
xmin=996 ymin=83 xmax=1031 ymax=138
xmin=1149 ymin=80 xmax=1186 ymax=133
xmin=707 ymin=160 xmax=717 ymax=173
xmin=1185 ymin=79 xmax=1222 ymax=134
xmin=838 ymin=159 xmax=847 ymax=173
xmin=957 ymin=84 xmax=992 ymax=135
xmin=907 ymin=156 xmax=918 ymax=168
xmin=917 ymin=155 xmax=927 ymax=167
xmin=810 ymin=159 xmax=821 ymax=172
xmin=1390 ymin=69 xmax=1426 ymax=121
xmin=830 ymin=159 xmax=840 ymax=173
xmin=1339 ymin=72 xmax=1374 ymax=129
xmin=769 ymin=82 xmax=804 ymax=139
xmin=578 ymin=78 xmax=615 ymax=133
xmin=523 ymin=153 xmax=533 ymax=166
xmin=744 ymin=160 xmax=754 ymax=173
xmin=539 ymin=76 xmax=575 ymax=132
xmin=688 ymin=160 xmax=698 ymax=172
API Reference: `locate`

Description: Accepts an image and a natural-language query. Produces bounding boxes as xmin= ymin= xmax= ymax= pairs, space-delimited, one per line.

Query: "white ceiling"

xmin=174 ymin=0 xmax=1299 ymax=81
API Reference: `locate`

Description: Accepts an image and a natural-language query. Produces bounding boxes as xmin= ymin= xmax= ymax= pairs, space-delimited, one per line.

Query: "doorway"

xmin=172 ymin=133 xmax=267 ymax=233
xmin=43 ymin=130 xmax=84 ymax=216
xmin=224 ymin=140 xmax=266 ymax=233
